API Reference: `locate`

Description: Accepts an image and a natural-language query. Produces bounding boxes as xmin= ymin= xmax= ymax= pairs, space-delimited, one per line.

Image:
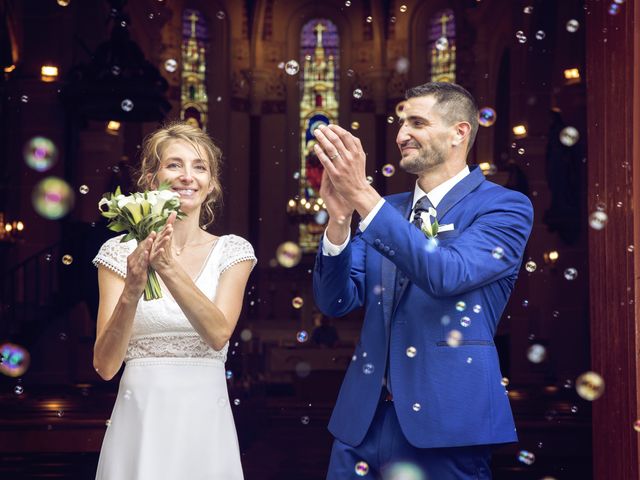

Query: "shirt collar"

xmin=412 ymin=165 xmax=471 ymax=209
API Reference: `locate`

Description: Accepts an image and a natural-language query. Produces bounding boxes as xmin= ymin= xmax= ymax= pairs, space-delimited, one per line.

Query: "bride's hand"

xmin=124 ymin=232 xmax=156 ymax=300
xmin=149 ymin=212 xmax=177 ymax=274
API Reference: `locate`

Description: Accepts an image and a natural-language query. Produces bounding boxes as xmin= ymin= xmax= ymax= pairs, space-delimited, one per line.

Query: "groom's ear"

xmin=452 ymin=122 xmax=471 ymax=148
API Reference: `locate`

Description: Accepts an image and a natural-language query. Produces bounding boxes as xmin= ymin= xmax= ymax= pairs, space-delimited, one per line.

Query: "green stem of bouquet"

xmin=143 ymin=268 xmax=162 ymax=301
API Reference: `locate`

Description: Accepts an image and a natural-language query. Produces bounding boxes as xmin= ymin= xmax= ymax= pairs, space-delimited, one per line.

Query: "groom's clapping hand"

xmin=313 ymin=124 xmax=368 ymax=201
xmin=313 ymin=124 xmax=381 ymax=219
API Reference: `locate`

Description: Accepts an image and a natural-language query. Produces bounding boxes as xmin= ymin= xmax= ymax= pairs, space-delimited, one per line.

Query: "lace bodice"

xmin=93 ymin=234 xmax=256 ymax=362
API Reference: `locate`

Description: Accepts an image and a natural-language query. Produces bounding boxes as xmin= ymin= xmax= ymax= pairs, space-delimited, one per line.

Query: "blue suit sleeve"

xmin=360 ymin=189 xmax=533 ymax=297
xmin=313 ymin=231 xmax=366 ymax=317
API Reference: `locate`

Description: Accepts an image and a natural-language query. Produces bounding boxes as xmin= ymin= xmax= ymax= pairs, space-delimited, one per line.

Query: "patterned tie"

xmin=394 ymin=195 xmax=434 ymax=302
xmin=412 ymin=195 xmax=434 ymax=229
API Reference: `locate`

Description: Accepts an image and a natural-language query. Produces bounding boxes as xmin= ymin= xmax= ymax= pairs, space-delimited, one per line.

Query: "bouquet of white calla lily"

xmin=97 ymin=183 xmax=186 ymax=300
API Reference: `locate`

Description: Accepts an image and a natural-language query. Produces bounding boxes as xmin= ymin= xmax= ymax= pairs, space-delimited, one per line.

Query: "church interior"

xmin=0 ymin=0 xmax=638 ymax=478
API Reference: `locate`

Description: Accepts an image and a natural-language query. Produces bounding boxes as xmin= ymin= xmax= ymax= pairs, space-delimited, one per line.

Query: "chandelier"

xmin=286 ymin=196 xmax=327 ymax=223
xmin=0 ymin=212 xmax=24 ymax=243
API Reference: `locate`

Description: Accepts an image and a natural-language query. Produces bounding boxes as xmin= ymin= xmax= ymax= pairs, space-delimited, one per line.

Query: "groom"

xmin=312 ymin=82 xmax=533 ymax=479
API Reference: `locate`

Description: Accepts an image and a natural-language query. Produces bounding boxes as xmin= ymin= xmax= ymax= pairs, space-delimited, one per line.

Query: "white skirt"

xmin=95 ymin=357 xmax=244 ymax=480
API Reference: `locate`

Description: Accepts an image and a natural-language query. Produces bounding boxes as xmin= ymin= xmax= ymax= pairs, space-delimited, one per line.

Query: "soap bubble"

xmin=589 ymin=211 xmax=608 ymax=230
xmin=285 ymin=60 xmax=300 ymax=75
xmin=295 ymin=361 xmax=311 ymax=378
xmin=563 ymin=267 xmax=578 ymax=280
xmin=0 ymin=343 xmax=31 ymax=377
xmin=435 ymin=36 xmax=449 ymax=51
xmin=276 ymin=241 xmax=302 ymax=268
xmin=120 ymin=99 xmax=134 ymax=112
xmin=518 ymin=450 xmax=535 ymax=465
xmin=32 ymin=177 xmax=75 ymax=219
xmin=446 ymin=330 xmax=462 ymax=347
xmin=240 ymin=329 xmax=253 ymax=342
xmin=314 ymin=210 xmax=329 ymax=224
xmin=559 ymin=126 xmax=580 ymax=146
xmin=164 ymin=59 xmax=178 ymax=72
xmin=382 ymin=164 xmax=395 ymax=177
xmin=576 ymin=371 xmax=605 ymax=401
xmin=355 ymin=461 xmax=369 ymax=476
xmin=566 ymin=19 xmax=580 ymax=33
xmin=383 ymin=462 xmax=426 ymax=480
xmin=24 ymin=137 xmax=58 ymax=172
xmin=527 ymin=344 xmax=546 ymax=363
xmin=395 ymin=57 xmax=410 ymax=74
xmin=478 ymin=107 xmax=497 ymax=127
xmin=362 ymin=363 xmax=375 ymax=374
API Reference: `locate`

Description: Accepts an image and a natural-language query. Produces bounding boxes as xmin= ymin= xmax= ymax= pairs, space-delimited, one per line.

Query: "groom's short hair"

xmin=405 ymin=82 xmax=479 ymax=154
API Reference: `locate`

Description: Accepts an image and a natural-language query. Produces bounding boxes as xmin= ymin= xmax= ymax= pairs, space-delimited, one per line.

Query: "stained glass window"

xmin=429 ymin=9 xmax=456 ymax=83
xmin=293 ymin=19 xmax=339 ymax=252
xmin=181 ymin=9 xmax=209 ymax=130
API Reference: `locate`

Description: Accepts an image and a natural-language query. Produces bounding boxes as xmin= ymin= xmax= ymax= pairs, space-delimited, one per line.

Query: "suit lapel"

xmin=381 ymin=193 xmax=412 ymax=329
xmin=434 ymin=165 xmax=486 ymax=221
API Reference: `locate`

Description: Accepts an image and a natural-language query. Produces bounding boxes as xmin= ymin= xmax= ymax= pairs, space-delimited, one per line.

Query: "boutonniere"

xmin=420 ymin=207 xmax=439 ymax=239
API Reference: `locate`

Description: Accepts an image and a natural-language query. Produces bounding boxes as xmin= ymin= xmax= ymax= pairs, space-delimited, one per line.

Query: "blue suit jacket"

xmin=313 ymin=166 xmax=534 ymax=449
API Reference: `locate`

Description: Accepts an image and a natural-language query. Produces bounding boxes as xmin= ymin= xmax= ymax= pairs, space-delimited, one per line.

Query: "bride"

xmin=92 ymin=121 xmax=255 ymax=479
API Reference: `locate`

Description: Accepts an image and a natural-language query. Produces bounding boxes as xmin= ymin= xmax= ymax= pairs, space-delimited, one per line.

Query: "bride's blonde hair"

xmin=136 ymin=121 xmax=223 ymax=229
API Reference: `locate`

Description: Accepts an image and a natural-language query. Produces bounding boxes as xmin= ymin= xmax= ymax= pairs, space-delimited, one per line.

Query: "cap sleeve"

xmin=218 ymin=235 xmax=257 ymax=274
xmin=92 ymin=234 xmax=137 ymax=278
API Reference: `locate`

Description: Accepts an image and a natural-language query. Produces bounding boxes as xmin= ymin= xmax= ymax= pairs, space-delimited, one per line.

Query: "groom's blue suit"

xmin=313 ymin=166 xmax=533 ymax=452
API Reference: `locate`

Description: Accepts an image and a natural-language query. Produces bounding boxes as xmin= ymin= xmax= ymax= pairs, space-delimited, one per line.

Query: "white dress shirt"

xmin=322 ymin=165 xmax=471 ymax=255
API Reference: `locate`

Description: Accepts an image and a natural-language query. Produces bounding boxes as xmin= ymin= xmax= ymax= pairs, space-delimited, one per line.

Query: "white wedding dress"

xmin=92 ymin=234 xmax=256 ymax=480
